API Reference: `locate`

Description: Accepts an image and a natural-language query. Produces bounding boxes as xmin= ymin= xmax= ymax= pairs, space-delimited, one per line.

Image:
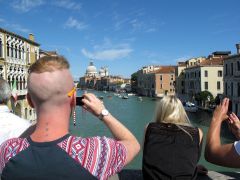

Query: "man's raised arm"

xmin=205 ymin=98 xmax=240 ymax=168
xmin=82 ymin=93 xmax=140 ymax=165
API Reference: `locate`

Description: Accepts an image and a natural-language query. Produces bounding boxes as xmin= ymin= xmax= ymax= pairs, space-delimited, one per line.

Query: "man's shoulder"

xmin=0 ymin=137 xmax=29 ymax=151
xmin=58 ymin=135 xmax=126 ymax=152
xmin=0 ymin=138 xmax=30 ymax=171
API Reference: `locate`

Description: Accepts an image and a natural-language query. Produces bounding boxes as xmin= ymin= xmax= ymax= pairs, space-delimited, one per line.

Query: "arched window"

xmin=7 ymin=43 xmax=10 ymax=56
xmin=0 ymin=39 xmax=2 ymax=57
xmin=15 ymin=45 xmax=17 ymax=58
xmin=19 ymin=47 xmax=21 ymax=59
xmin=11 ymin=45 xmax=14 ymax=57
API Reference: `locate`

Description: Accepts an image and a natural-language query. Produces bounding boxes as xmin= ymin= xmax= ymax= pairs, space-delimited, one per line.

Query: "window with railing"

xmin=217 ymin=81 xmax=221 ymax=90
xmin=205 ymin=81 xmax=208 ymax=90
xmin=205 ymin=70 xmax=208 ymax=77
xmin=225 ymin=82 xmax=228 ymax=95
xmin=238 ymin=61 xmax=240 ymax=71
xmin=218 ymin=70 xmax=222 ymax=77
xmin=238 ymin=82 xmax=240 ymax=97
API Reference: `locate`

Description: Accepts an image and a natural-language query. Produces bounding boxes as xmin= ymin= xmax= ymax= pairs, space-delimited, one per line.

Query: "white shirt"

xmin=0 ymin=105 xmax=31 ymax=145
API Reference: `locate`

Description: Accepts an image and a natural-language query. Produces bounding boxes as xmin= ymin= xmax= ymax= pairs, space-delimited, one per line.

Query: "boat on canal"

xmin=183 ymin=102 xmax=198 ymax=113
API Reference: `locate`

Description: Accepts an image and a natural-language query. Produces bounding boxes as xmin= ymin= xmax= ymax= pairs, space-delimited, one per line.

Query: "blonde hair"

xmin=29 ymin=55 xmax=69 ymax=73
xmin=155 ymin=95 xmax=191 ymax=126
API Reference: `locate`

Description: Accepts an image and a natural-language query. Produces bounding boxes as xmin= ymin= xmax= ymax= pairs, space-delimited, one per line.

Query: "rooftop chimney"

xmin=29 ymin=33 xmax=34 ymax=42
xmin=236 ymin=43 xmax=240 ymax=54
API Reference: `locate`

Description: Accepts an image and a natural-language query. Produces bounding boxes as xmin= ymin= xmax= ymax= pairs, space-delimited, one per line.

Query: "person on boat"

xmin=142 ymin=95 xmax=204 ymax=180
xmin=205 ymin=98 xmax=240 ymax=168
xmin=0 ymin=55 xmax=140 ymax=180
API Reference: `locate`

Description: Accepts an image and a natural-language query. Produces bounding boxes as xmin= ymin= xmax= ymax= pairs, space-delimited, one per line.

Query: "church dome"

xmin=86 ymin=61 xmax=97 ymax=74
xmin=99 ymin=68 xmax=104 ymax=73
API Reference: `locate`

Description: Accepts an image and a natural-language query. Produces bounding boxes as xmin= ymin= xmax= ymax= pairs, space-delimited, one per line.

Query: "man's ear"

xmin=27 ymin=93 xmax=34 ymax=108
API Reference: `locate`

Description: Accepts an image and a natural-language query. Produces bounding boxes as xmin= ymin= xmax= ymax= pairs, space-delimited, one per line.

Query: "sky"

xmin=0 ymin=0 xmax=240 ymax=79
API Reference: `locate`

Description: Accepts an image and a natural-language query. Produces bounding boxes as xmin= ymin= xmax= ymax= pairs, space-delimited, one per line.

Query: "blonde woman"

xmin=142 ymin=96 xmax=204 ymax=180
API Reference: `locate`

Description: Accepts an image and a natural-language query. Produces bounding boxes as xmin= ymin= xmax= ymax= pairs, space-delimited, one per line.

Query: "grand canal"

xmin=70 ymin=90 xmax=238 ymax=172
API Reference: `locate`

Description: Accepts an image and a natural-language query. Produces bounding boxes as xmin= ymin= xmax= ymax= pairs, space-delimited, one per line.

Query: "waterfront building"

xmin=223 ymin=44 xmax=240 ymax=116
xmin=184 ymin=52 xmax=230 ymax=100
xmin=137 ymin=66 xmax=176 ymax=97
xmin=0 ymin=27 xmax=40 ymax=121
xmin=79 ymin=61 xmax=128 ymax=91
xmin=175 ymin=62 xmax=186 ymax=97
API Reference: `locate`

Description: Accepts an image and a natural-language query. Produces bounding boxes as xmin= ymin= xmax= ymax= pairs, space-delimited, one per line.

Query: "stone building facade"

xmin=137 ymin=66 xmax=176 ymax=97
xmin=224 ymin=44 xmax=240 ymax=116
xmin=0 ymin=28 xmax=40 ymax=121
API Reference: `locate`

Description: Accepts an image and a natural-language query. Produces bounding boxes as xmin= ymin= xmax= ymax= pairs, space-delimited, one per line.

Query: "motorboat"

xmin=183 ymin=102 xmax=198 ymax=113
xmin=122 ymin=95 xmax=129 ymax=99
xmin=138 ymin=97 xmax=143 ymax=101
xmin=127 ymin=93 xmax=135 ymax=96
xmin=98 ymin=96 xmax=104 ymax=99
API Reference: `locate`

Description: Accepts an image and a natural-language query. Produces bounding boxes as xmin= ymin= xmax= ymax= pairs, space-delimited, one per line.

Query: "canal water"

xmin=70 ymin=90 xmax=238 ymax=172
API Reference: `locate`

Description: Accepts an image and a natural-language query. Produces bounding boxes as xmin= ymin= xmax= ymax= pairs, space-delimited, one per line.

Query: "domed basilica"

xmin=85 ymin=61 xmax=108 ymax=78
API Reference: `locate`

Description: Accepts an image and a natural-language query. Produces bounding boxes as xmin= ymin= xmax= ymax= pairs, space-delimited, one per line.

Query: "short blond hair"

xmin=29 ymin=55 xmax=69 ymax=73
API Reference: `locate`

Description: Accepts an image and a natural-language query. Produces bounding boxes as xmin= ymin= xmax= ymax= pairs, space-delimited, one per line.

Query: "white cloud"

xmin=52 ymin=0 xmax=81 ymax=10
xmin=64 ymin=17 xmax=88 ymax=30
xmin=175 ymin=56 xmax=191 ymax=62
xmin=12 ymin=0 xmax=44 ymax=12
xmin=81 ymin=48 xmax=133 ymax=61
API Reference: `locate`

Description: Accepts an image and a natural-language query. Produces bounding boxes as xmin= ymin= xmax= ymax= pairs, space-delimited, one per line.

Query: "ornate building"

xmin=0 ymin=27 xmax=40 ymax=121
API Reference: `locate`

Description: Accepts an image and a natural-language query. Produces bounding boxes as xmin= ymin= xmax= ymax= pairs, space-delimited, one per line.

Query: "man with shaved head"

xmin=0 ymin=56 xmax=140 ymax=180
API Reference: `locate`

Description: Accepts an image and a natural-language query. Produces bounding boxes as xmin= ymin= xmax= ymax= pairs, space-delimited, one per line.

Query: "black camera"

xmin=76 ymin=96 xmax=84 ymax=106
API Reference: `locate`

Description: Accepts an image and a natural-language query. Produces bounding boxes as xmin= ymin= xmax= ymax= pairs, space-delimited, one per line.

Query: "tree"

xmin=195 ymin=91 xmax=214 ymax=107
xmin=131 ymin=72 xmax=138 ymax=93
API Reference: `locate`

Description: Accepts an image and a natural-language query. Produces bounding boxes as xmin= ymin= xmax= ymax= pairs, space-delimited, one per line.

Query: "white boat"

xmin=138 ymin=97 xmax=143 ymax=101
xmin=122 ymin=95 xmax=129 ymax=99
xmin=183 ymin=102 xmax=198 ymax=113
xmin=127 ymin=93 xmax=135 ymax=96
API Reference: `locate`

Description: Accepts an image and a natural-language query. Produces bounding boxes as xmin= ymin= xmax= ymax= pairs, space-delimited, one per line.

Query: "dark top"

xmin=1 ymin=134 xmax=96 ymax=180
xmin=142 ymin=122 xmax=202 ymax=180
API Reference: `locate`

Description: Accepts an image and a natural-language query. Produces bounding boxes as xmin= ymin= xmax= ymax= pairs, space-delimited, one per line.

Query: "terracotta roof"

xmin=0 ymin=27 xmax=40 ymax=46
xmin=199 ymin=58 xmax=223 ymax=66
xmin=153 ymin=66 xmax=176 ymax=74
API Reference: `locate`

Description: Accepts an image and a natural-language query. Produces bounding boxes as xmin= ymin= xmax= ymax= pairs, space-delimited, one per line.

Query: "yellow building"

xmin=184 ymin=52 xmax=230 ymax=100
xmin=0 ymin=27 xmax=40 ymax=121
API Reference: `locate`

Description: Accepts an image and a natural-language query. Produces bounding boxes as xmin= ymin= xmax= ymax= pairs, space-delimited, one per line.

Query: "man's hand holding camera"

xmin=81 ymin=93 xmax=105 ymax=118
xmin=212 ymin=98 xmax=229 ymax=123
